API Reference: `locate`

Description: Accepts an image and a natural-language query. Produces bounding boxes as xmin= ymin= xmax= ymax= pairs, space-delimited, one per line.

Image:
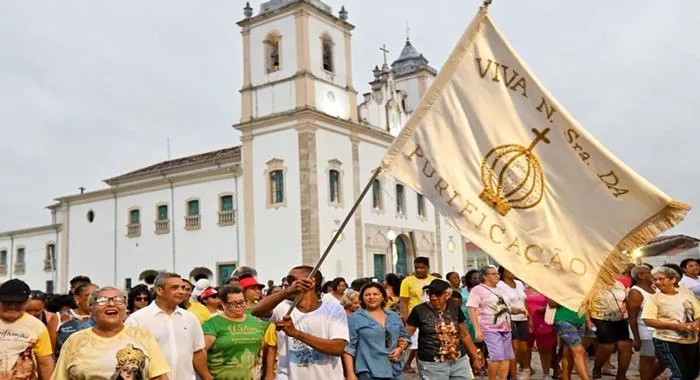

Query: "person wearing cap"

xmin=0 ymin=279 xmax=55 ymax=379
xmin=199 ymin=287 xmax=222 ymax=316
xmin=126 ymin=272 xmax=212 ymax=380
xmin=405 ymin=279 xmax=484 ymax=379
xmin=239 ymin=276 xmax=266 ymax=309
xmin=399 ymin=256 xmax=437 ymax=373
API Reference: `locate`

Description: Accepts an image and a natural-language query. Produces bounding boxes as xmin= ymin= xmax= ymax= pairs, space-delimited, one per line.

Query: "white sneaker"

xmin=519 ymin=369 xmax=531 ymax=380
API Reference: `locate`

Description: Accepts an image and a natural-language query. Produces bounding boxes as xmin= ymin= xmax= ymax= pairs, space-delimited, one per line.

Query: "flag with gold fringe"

xmin=381 ymin=6 xmax=690 ymax=311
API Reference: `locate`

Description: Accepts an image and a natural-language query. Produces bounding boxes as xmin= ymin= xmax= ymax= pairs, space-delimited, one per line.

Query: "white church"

xmin=0 ymin=0 xmax=494 ymax=293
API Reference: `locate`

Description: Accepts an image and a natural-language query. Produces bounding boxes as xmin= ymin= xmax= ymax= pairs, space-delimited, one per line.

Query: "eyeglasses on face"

xmin=134 ymin=296 xmax=149 ymax=302
xmin=284 ymin=275 xmax=298 ymax=285
xmin=224 ymin=301 xmax=246 ymax=308
xmin=95 ymin=296 xmax=127 ymax=306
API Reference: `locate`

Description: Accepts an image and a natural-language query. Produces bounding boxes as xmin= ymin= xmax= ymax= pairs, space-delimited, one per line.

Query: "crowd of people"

xmin=0 ymin=256 xmax=698 ymax=380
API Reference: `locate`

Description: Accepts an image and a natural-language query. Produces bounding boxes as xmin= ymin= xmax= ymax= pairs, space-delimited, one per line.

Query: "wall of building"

xmin=315 ymin=128 xmax=355 ymax=280
xmin=248 ymin=14 xmax=297 ymax=119
xmin=249 ymin=14 xmax=297 ymax=87
xmin=358 ymin=140 xmax=436 ymax=277
xmin=251 ymin=128 xmax=303 ymax=284
xmin=395 ymin=77 xmax=421 ymax=114
xmin=307 ymin=17 xmax=347 ymax=87
xmin=67 ymin=197 xmax=116 ymax=289
xmin=0 ymin=229 xmax=58 ymax=291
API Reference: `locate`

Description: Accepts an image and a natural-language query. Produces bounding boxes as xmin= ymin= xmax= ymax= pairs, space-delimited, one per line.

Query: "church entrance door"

xmin=217 ymin=263 xmax=237 ymax=286
xmin=395 ymin=235 xmax=409 ymax=275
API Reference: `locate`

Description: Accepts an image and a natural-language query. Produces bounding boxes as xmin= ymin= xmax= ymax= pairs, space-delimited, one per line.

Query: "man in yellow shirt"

xmin=0 ymin=279 xmax=55 ymax=379
xmin=181 ymin=279 xmax=212 ymax=323
xmin=399 ymin=256 xmax=436 ymax=373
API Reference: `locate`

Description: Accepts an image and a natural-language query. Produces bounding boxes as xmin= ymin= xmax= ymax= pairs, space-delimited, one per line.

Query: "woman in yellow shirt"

xmin=52 ymin=287 xmax=170 ymax=380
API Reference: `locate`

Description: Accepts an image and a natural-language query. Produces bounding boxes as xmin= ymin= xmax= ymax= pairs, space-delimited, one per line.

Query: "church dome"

xmin=391 ymin=39 xmax=437 ymax=77
xmin=259 ymin=0 xmax=332 ymax=15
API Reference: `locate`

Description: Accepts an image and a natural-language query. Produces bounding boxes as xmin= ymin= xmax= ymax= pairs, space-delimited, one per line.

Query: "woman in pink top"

xmin=525 ymin=286 xmax=556 ymax=379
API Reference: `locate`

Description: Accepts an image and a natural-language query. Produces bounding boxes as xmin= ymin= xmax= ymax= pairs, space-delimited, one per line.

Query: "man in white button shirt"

xmin=127 ymin=272 xmax=212 ymax=380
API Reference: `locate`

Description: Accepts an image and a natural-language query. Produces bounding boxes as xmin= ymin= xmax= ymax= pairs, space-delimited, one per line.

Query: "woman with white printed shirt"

xmin=497 ymin=266 xmax=530 ymax=380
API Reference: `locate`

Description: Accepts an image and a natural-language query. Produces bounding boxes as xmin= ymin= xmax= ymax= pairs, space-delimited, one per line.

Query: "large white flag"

xmin=381 ymin=7 xmax=690 ymax=310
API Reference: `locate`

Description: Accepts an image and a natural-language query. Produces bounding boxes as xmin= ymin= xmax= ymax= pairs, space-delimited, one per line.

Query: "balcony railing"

xmin=218 ymin=210 xmax=235 ymax=226
xmin=155 ymin=219 xmax=170 ymax=234
xmin=43 ymin=259 xmax=54 ymax=272
xmin=185 ymin=215 xmax=201 ymax=230
xmin=0 ymin=264 xmax=6 ymax=276
xmin=14 ymin=262 xmax=25 ymax=275
xmin=127 ymin=223 xmax=141 ymax=238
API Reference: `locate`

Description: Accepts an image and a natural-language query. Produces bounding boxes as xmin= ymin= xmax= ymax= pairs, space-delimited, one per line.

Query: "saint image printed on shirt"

xmin=0 ymin=345 xmax=35 ymax=380
xmin=680 ymin=300 xmax=697 ymax=340
xmin=434 ymin=314 xmax=462 ymax=362
xmin=109 ymin=344 xmax=147 ymax=380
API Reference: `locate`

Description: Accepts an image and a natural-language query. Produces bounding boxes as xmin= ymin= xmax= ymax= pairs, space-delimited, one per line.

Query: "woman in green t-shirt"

xmin=203 ymin=285 xmax=269 ymax=380
xmin=551 ymin=302 xmax=590 ymax=380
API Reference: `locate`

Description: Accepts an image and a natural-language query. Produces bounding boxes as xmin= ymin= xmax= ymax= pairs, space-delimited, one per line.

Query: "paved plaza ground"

xmin=404 ymin=351 xmax=650 ymax=380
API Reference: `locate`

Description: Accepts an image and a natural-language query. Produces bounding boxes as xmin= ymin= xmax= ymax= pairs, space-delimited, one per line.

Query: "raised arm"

xmin=252 ymin=278 xmax=314 ymax=318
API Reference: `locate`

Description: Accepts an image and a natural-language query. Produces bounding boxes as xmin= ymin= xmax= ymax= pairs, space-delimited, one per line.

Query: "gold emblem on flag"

xmin=479 ymin=128 xmax=551 ymax=216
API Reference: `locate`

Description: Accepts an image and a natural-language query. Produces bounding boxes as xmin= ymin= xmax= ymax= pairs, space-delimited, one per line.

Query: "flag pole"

xmin=285 ymin=166 xmax=383 ymax=317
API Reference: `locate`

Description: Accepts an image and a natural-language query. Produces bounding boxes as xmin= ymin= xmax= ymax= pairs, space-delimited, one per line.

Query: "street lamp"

xmin=447 ymin=236 xmax=456 ymax=253
xmin=387 ymin=230 xmax=397 ymax=272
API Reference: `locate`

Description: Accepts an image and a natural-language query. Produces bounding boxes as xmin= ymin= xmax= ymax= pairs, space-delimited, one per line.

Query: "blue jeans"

xmin=418 ymin=355 xmax=472 ymax=380
xmin=357 ymin=372 xmax=404 ymax=380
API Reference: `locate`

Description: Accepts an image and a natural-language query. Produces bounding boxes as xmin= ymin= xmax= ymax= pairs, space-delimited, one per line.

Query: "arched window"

xmin=417 ymin=193 xmax=425 ymax=217
xmin=44 ymin=243 xmax=56 ymax=271
xmin=329 ymin=169 xmax=341 ymax=204
xmin=264 ymin=32 xmax=281 ymax=73
xmin=321 ymin=34 xmax=334 ymax=72
xmin=129 ymin=209 xmax=140 ymax=225
xmin=270 ymin=170 xmax=284 ymax=204
xmin=396 ymin=184 xmax=406 ymax=215
xmin=187 ymin=200 xmax=200 ymax=216
xmin=372 ymin=179 xmax=383 ymax=210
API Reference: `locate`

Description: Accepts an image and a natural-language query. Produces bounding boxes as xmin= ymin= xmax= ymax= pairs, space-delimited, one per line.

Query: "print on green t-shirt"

xmin=202 ymin=314 xmax=269 ymax=380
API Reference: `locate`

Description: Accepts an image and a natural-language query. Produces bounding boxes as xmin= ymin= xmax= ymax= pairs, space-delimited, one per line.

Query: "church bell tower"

xmin=234 ymin=1 xmax=359 ymax=273
xmin=236 ymin=0 xmax=357 ymax=123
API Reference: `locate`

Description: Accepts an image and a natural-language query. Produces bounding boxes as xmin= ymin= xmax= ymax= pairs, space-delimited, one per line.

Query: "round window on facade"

xmin=87 ymin=210 xmax=95 ymax=223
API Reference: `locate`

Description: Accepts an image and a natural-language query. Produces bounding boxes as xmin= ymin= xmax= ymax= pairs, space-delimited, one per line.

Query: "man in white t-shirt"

xmin=252 ymin=265 xmax=349 ymax=380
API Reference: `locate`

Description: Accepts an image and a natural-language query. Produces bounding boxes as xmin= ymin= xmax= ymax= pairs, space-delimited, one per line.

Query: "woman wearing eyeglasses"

xmin=127 ymin=285 xmax=151 ymax=315
xmin=52 ymin=287 xmax=170 ymax=379
xmin=203 ymin=285 xmax=269 ymax=380
xmin=343 ymin=282 xmax=410 ymax=380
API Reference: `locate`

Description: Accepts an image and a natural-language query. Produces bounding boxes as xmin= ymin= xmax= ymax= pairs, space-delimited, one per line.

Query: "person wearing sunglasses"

xmin=343 ymin=282 xmax=411 ymax=380
xmin=52 ymin=286 xmax=170 ymax=379
xmin=127 ymin=284 xmax=151 ymax=315
xmin=407 ymin=279 xmax=484 ymax=379
xmin=203 ymin=285 xmax=269 ymax=379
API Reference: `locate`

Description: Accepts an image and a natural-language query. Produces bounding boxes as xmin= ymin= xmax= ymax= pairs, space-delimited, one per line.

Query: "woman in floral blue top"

xmin=343 ymin=282 xmax=411 ymax=380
